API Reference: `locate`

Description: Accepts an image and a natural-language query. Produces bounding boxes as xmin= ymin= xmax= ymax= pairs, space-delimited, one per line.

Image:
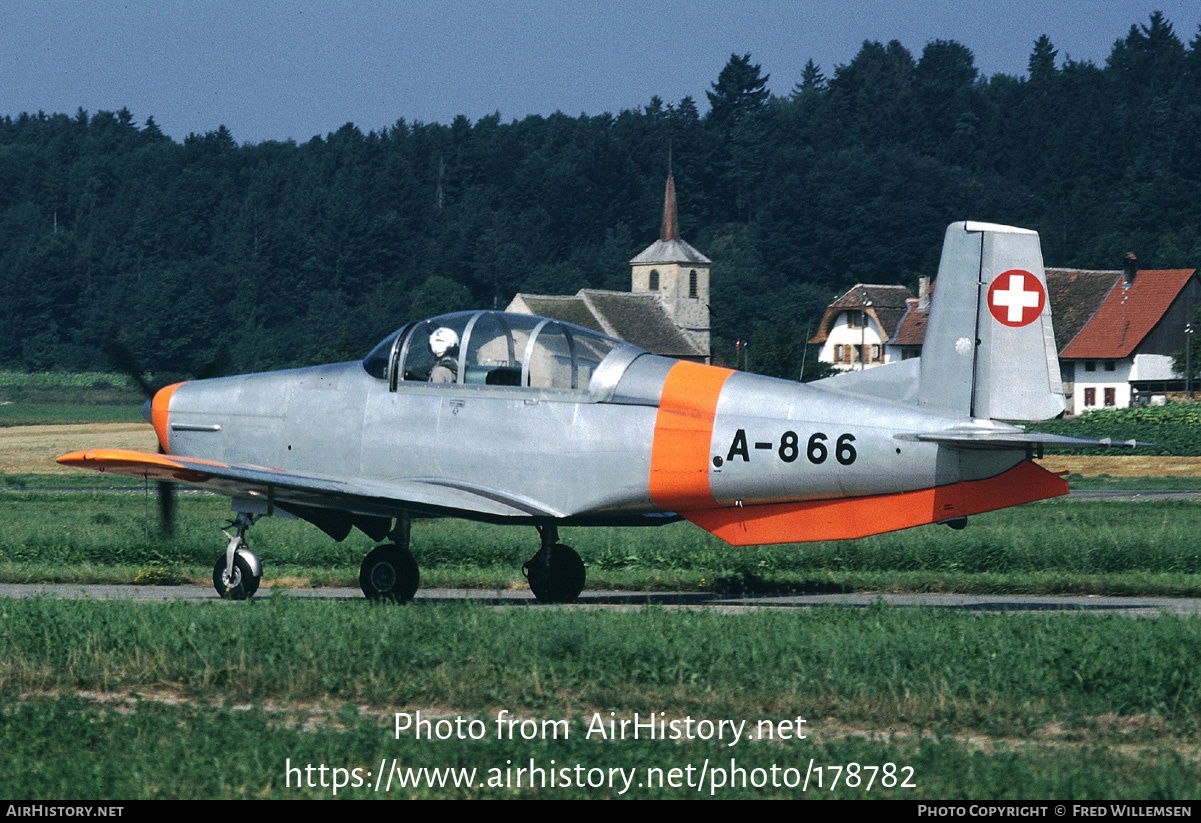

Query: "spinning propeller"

xmin=104 ymin=336 xmax=230 ymax=536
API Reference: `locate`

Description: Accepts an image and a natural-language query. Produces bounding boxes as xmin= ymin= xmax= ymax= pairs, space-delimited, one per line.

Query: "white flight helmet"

xmin=429 ymin=327 xmax=459 ymax=358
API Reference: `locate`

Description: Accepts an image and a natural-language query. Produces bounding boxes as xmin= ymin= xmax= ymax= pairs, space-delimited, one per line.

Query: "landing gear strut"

xmin=360 ymin=513 xmax=419 ymax=603
xmin=213 ymin=512 xmax=263 ymax=600
xmin=522 ymin=525 xmax=586 ymax=603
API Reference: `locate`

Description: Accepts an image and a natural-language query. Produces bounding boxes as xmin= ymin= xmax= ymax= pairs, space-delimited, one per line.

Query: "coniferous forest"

xmin=1 ymin=13 xmax=1199 ymax=379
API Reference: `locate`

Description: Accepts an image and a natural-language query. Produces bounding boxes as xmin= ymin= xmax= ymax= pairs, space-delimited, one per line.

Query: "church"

xmin=506 ymin=175 xmax=712 ymax=363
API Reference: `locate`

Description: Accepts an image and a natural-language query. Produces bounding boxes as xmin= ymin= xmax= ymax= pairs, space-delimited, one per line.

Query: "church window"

xmin=649 ymin=270 xmax=659 ymax=291
xmin=689 ymin=270 xmax=698 ymax=298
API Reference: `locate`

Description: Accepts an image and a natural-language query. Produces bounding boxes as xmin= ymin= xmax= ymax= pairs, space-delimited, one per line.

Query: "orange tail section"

xmin=682 ymin=460 xmax=1068 ymax=546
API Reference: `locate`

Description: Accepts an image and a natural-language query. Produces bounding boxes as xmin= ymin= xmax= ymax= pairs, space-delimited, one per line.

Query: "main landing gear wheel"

xmin=213 ymin=551 xmax=260 ymax=600
xmin=360 ymin=543 xmax=420 ymax=603
xmin=523 ymin=543 xmax=586 ymax=603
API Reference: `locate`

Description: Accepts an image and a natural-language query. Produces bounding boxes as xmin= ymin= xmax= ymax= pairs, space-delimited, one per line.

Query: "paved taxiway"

xmin=1 ymin=584 xmax=1198 ymax=617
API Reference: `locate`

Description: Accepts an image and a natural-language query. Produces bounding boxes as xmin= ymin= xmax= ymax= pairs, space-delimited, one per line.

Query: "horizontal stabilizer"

xmin=897 ymin=428 xmax=1149 ymax=450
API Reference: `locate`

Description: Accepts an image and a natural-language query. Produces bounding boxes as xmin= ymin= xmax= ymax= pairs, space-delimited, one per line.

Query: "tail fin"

xmin=918 ymin=221 xmax=1064 ymax=421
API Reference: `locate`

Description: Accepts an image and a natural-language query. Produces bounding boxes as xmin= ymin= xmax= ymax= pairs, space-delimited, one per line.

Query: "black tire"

xmin=213 ymin=553 xmax=259 ymax=600
xmin=523 ymin=544 xmax=586 ymax=603
xmin=359 ymin=544 xmax=420 ymax=603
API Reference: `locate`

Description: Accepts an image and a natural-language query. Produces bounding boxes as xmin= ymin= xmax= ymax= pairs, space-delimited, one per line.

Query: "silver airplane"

xmin=60 ymin=221 xmax=1092 ymax=603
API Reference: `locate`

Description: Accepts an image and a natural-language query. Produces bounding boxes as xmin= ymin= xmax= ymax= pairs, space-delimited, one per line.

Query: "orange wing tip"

xmin=57 ymin=449 xmax=183 ymax=469
xmin=55 ymin=448 xmax=223 ymax=483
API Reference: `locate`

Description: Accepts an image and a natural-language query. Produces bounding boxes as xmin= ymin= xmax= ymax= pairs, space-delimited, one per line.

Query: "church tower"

xmin=629 ymin=175 xmax=712 ymax=361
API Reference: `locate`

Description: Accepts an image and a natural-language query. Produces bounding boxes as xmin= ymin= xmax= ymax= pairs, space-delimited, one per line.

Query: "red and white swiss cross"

xmin=986 ymin=269 xmax=1045 ymax=328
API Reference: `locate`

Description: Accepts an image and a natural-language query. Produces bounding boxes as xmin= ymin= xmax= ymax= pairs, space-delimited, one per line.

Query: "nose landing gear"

xmin=522 ymin=525 xmax=586 ymax=603
xmin=213 ymin=512 xmax=262 ymax=600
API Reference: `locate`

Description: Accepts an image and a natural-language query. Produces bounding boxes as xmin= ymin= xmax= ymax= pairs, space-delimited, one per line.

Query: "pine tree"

xmin=1028 ymin=34 xmax=1058 ymax=83
xmin=706 ymin=54 xmax=770 ymax=128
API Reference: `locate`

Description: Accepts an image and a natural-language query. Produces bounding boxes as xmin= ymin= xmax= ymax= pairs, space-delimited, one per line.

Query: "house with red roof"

xmin=810 ymin=258 xmax=1199 ymax=413
xmin=886 ymin=277 xmax=932 ymax=364
xmin=1058 ymin=264 xmax=1199 ymax=412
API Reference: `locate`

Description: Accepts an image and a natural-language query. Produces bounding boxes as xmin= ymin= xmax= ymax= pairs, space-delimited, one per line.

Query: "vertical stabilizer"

xmin=918 ymin=222 xmax=1064 ymax=421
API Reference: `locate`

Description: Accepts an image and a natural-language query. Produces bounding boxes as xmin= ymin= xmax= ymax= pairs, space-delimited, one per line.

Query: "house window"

xmin=1104 ymin=361 xmax=1116 ymax=372
xmin=1085 ymin=361 xmax=1096 ymax=372
xmin=689 ymin=270 xmax=698 ymax=298
xmin=1104 ymin=387 xmax=1116 ymax=406
xmin=870 ymin=344 xmax=881 ymax=363
xmin=834 ymin=344 xmax=843 ymax=363
xmin=649 ymin=270 xmax=659 ymax=291
xmin=1084 ymin=387 xmax=1096 ymax=407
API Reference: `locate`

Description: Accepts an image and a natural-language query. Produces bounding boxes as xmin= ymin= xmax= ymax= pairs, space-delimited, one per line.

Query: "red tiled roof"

xmin=889 ymin=297 xmax=929 ymax=346
xmin=1059 ymin=270 xmax=1196 ymax=359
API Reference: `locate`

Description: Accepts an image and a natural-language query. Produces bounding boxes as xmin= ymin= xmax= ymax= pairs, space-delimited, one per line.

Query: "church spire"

xmin=660 ymin=174 xmax=680 ymax=241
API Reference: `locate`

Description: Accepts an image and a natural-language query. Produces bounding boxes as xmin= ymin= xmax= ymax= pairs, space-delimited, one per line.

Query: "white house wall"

xmin=1130 ymin=353 xmax=1176 ymax=382
xmin=819 ymin=313 xmax=890 ymax=370
xmin=1072 ymin=359 xmax=1132 ymax=410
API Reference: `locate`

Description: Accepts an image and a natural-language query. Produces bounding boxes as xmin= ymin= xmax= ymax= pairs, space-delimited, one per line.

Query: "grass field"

xmin=2 ymin=599 xmax=1199 ymax=799
xmin=1 ymin=489 xmax=1201 ymax=596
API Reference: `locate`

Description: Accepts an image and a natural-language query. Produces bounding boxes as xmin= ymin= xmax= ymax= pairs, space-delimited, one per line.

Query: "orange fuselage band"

xmin=648 ymin=361 xmax=735 ymax=512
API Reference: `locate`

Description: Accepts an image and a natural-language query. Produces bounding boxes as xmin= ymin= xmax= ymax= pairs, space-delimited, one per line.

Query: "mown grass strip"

xmin=6 ymin=492 xmax=1201 ymax=595
xmin=1 ymin=598 xmax=1199 ymax=736
xmin=2 ymin=695 xmax=1198 ymax=799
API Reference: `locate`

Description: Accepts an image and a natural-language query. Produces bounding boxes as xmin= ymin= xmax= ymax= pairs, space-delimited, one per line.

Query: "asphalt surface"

xmin=1 ymin=584 xmax=1198 ymax=617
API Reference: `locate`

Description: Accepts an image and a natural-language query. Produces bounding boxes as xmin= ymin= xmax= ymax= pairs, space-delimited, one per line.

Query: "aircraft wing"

xmin=55 ymin=449 xmax=567 ymax=521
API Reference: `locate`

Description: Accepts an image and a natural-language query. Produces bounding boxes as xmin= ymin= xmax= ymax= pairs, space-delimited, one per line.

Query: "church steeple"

xmin=630 ymin=173 xmax=712 ymax=362
xmin=660 ymin=174 xmax=680 ymax=241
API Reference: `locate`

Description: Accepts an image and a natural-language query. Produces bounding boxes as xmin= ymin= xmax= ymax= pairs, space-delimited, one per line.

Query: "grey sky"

xmin=2 ymin=1 xmax=1198 ymax=144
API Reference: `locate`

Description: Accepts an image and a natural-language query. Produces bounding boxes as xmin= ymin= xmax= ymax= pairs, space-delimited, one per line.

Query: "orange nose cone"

xmin=151 ymin=383 xmax=184 ymax=453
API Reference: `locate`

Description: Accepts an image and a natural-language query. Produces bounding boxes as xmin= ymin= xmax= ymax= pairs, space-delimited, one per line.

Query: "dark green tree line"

xmin=1 ymin=13 xmax=1199 ymax=379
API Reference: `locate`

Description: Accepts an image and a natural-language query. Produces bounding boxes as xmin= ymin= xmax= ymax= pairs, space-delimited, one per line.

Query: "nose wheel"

xmin=522 ymin=526 xmax=586 ymax=603
xmin=213 ymin=513 xmax=262 ymax=600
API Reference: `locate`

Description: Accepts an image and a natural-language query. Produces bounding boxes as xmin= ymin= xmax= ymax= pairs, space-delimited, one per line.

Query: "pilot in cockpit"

xmin=427 ymin=327 xmax=460 ymax=383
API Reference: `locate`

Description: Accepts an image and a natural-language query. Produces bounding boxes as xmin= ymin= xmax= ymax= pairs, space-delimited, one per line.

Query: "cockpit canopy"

xmin=363 ymin=311 xmax=642 ymax=394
